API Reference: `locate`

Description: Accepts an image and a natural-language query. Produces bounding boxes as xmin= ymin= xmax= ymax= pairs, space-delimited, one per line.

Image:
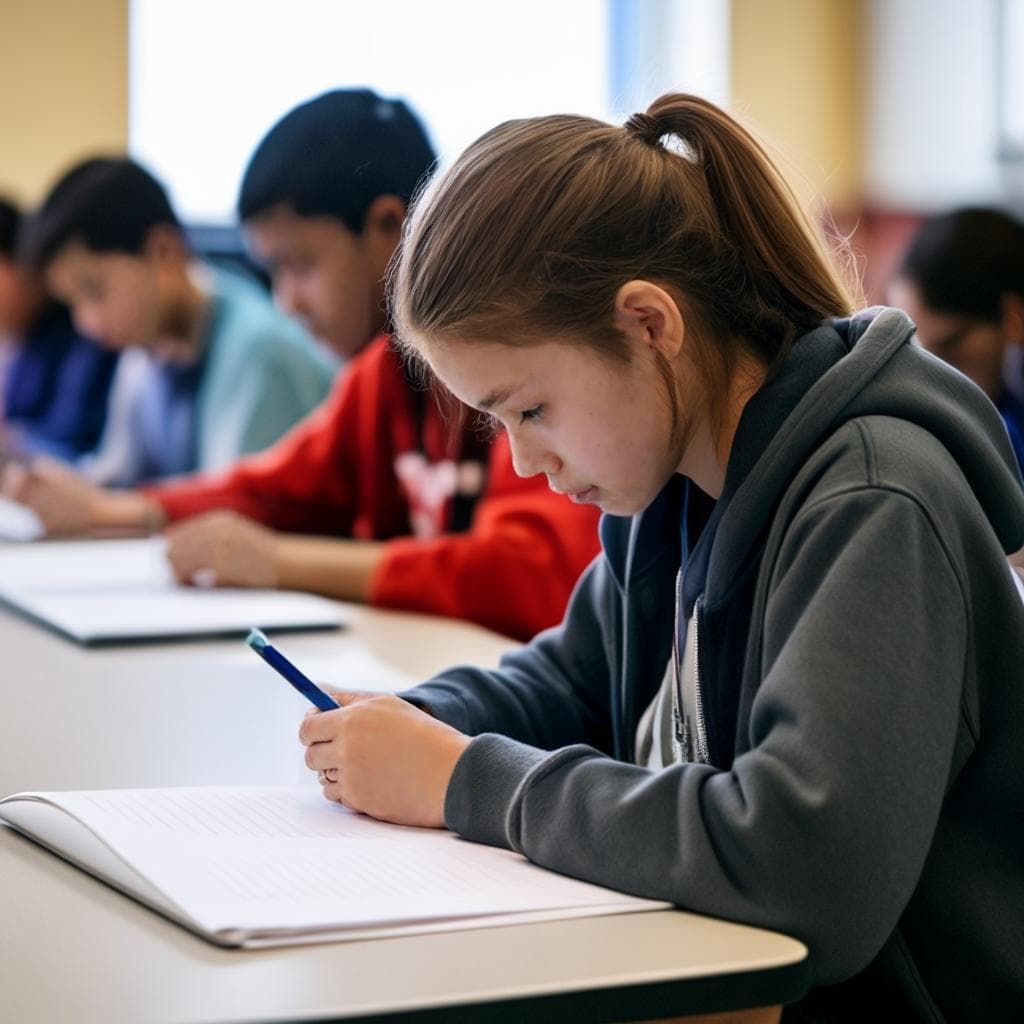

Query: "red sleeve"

xmin=368 ymin=432 xmax=602 ymax=641
xmin=144 ymin=344 xmax=371 ymax=534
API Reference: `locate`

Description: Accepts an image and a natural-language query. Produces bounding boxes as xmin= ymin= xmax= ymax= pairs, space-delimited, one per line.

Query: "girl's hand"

xmin=165 ymin=510 xmax=278 ymax=588
xmin=298 ymin=692 xmax=471 ymax=828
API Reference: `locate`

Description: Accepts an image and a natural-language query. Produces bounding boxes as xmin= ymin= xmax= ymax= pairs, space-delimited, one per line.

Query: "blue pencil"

xmin=246 ymin=628 xmax=340 ymax=711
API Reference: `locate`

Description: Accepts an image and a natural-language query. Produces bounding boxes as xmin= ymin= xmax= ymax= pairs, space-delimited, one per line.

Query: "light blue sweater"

xmin=82 ymin=266 xmax=336 ymax=485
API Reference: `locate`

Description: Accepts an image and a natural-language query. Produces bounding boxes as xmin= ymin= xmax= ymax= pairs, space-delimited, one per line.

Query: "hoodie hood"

xmin=704 ymin=306 xmax=1024 ymax=603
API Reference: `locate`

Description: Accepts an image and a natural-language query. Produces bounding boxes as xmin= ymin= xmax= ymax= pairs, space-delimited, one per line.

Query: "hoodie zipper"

xmin=671 ymin=574 xmax=710 ymax=765
xmin=692 ymin=597 xmax=709 ymax=764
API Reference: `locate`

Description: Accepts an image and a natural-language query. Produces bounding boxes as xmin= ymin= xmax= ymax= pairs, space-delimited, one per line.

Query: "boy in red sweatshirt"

xmin=3 ymin=91 xmax=600 ymax=640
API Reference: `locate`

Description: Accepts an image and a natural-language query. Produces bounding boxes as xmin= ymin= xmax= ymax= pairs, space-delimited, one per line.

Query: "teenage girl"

xmin=300 ymin=94 xmax=1024 ymax=1020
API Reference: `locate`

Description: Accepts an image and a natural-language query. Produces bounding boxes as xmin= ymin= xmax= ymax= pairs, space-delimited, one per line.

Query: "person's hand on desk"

xmin=0 ymin=457 xmax=162 ymax=536
xmin=165 ymin=510 xmax=278 ymax=588
xmin=167 ymin=513 xmax=385 ymax=600
xmin=299 ymin=691 xmax=471 ymax=828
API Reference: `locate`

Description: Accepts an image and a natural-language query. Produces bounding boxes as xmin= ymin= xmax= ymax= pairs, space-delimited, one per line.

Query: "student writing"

xmin=298 ymin=95 xmax=1024 ymax=1020
xmin=13 ymin=158 xmax=335 ymax=486
xmin=2 ymin=91 xmax=601 ymax=640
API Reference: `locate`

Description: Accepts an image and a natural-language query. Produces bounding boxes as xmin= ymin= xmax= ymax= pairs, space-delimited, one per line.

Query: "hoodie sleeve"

xmin=399 ymin=544 xmax=621 ymax=757
xmin=433 ymin=483 xmax=969 ymax=986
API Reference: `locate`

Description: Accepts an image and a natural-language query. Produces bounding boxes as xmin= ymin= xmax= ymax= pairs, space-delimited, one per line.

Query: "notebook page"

xmin=0 ymin=787 xmax=666 ymax=941
xmin=0 ymin=538 xmax=344 ymax=640
xmin=0 ymin=796 xmax=188 ymax=923
xmin=8 ymin=586 xmax=344 ymax=641
xmin=0 ymin=537 xmax=170 ymax=589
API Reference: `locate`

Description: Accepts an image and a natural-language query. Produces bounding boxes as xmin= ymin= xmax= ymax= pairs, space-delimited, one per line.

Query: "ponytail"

xmin=641 ymin=94 xmax=854 ymax=356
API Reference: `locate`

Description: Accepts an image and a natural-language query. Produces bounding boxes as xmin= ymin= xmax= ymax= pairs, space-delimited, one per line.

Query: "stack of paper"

xmin=0 ymin=537 xmax=345 ymax=644
xmin=0 ymin=786 xmax=668 ymax=947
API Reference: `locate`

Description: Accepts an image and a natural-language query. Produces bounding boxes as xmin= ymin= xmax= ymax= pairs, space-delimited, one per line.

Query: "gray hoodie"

xmin=404 ymin=308 xmax=1024 ymax=1022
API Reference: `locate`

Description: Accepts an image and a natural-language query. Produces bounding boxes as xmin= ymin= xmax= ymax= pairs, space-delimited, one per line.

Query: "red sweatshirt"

xmin=146 ymin=336 xmax=601 ymax=640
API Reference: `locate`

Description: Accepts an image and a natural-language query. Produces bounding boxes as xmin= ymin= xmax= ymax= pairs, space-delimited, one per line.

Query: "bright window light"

xmin=129 ymin=0 xmax=729 ymax=225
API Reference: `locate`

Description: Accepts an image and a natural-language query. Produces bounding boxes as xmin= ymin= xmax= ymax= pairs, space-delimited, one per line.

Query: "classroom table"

xmin=0 ymin=589 xmax=810 ymax=1022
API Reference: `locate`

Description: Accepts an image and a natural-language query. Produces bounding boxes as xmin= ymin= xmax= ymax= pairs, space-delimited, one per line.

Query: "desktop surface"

xmin=0 ymin=582 xmax=809 ymax=1022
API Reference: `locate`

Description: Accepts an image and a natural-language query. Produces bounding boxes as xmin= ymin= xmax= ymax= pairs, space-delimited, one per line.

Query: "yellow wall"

xmin=0 ymin=0 xmax=863 ymax=214
xmin=731 ymin=0 xmax=864 ymax=212
xmin=0 ymin=0 xmax=128 ymax=206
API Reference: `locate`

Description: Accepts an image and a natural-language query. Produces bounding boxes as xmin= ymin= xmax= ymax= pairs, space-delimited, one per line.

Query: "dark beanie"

xmin=237 ymin=88 xmax=437 ymax=233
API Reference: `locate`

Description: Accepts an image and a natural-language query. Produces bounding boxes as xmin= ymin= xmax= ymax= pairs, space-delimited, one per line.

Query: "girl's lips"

xmin=569 ymin=486 xmax=597 ymax=503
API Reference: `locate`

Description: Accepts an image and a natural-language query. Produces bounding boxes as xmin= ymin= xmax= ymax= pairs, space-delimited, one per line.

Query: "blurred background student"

xmin=2 ymin=90 xmax=601 ymax=640
xmin=889 ymin=207 xmax=1024 ymax=474
xmin=0 ymin=196 xmax=118 ymax=461
xmin=18 ymin=157 xmax=335 ymax=486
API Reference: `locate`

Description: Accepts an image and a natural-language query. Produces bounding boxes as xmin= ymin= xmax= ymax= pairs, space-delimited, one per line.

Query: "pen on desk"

xmin=246 ymin=628 xmax=340 ymax=711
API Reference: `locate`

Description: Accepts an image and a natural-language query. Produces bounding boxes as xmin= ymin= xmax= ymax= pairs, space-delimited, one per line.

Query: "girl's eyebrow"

xmin=477 ymin=384 xmax=521 ymax=412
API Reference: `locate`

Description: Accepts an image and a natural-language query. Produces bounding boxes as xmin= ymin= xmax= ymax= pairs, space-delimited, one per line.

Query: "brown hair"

xmin=392 ymin=93 xmax=856 ymax=422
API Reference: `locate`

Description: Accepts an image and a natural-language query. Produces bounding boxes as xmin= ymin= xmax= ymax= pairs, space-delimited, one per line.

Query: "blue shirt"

xmin=3 ymin=302 xmax=118 ymax=458
xmin=82 ymin=266 xmax=335 ymax=486
xmin=996 ymin=389 xmax=1024 ymax=476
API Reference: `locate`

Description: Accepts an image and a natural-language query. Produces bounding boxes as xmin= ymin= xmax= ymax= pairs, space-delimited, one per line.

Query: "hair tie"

xmin=624 ymin=112 xmax=667 ymax=147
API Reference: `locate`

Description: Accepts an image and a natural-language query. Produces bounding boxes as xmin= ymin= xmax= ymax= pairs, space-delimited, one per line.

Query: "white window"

xmin=129 ymin=0 xmax=729 ymax=224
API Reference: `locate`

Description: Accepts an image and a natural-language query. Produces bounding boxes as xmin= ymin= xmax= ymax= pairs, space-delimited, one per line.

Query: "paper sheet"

xmin=0 ymin=537 xmax=345 ymax=642
xmin=0 ymin=786 xmax=667 ymax=945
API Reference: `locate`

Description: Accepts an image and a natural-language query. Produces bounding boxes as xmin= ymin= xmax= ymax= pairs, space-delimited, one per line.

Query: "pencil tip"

xmin=246 ymin=628 xmax=268 ymax=650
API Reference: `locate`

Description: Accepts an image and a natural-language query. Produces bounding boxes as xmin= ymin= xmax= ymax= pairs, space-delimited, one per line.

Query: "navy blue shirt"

xmin=4 ymin=302 xmax=118 ymax=458
xmin=996 ymin=389 xmax=1024 ymax=476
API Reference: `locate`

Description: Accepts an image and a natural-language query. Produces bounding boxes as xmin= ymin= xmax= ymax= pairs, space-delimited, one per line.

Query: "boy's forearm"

xmin=91 ymin=490 xmax=168 ymax=534
xmin=273 ymin=535 xmax=385 ymax=602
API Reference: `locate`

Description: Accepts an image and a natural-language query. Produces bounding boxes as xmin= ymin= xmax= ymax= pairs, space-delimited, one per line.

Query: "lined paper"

xmin=0 ymin=786 xmax=668 ymax=945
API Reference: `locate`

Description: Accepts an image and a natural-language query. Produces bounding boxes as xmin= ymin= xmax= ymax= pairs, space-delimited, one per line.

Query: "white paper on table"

xmin=0 ymin=786 xmax=669 ymax=947
xmin=0 ymin=537 xmax=345 ymax=643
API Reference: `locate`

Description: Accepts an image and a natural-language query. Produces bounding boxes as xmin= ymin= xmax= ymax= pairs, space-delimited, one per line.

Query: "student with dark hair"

xmin=4 ymin=90 xmax=600 ymax=641
xmin=0 ymin=197 xmax=118 ymax=458
xmin=15 ymin=157 xmax=334 ymax=485
xmin=890 ymin=206 xmax=1024 ymax=472
xmin=296 ymin=95 xmax=1024 ymax=1019
xmin=235 ymin=88 xmax=436 ymax=358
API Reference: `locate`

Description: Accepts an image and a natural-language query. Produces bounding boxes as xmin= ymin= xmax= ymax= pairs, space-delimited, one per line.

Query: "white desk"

xmin=0 ymin=595 xmax=809 ymax=1022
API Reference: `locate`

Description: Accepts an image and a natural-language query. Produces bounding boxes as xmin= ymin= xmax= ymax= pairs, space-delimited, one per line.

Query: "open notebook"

xmin=0 ymin=785 xmax=668 ymax=948
xmin=0 ymin=537 xmax=344 ymax=644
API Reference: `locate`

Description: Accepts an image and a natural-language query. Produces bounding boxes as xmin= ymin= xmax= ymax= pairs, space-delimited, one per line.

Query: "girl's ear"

xmin=613 ymin=280 xmax=685 ymax=358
